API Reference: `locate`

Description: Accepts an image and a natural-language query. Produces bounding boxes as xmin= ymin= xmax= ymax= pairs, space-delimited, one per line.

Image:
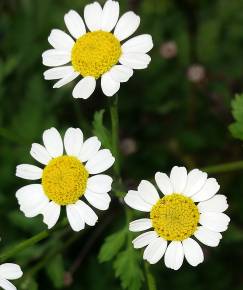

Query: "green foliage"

xmin=99 ymin=229 xmax=126 ymax=263
xmin=93 ymin=110 xmax=112 ymax=150
xmin=1 ymin=0 xmax=243 ymax=289
xmin=20 ymin=277 xmax=38 ymax=290
xmin=99 ymin=229 xmax=144 ymax=290
xmin=229 ymin=94 xmax=243 ymax=140
xmin=45 ymin=254 xmax=64 ymax=288
xmin=114 ymin=248 xmax=144 ymax=290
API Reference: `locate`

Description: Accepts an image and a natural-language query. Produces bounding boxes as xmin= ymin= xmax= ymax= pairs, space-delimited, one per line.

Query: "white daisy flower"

xmin=42 ymin=0 xmax=153 ymax=99
xmin=0 ymin=263 xmax=23 ymax=290
xmin=124 ymin=166 xmax=230 ymax=270
xmin=16 ymin=127 xmax=115 ymax=232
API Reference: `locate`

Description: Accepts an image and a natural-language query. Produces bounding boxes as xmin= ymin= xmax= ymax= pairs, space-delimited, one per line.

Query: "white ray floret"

xmin=16 ymin=127 xmax=115 ymax=232
xmin=124 ymin=166 xmax=230 ymax=270
xmin=42 ymin=0 xmax=153 ymax=99
xmin=0 ymin=263 xmax=23 ymax=290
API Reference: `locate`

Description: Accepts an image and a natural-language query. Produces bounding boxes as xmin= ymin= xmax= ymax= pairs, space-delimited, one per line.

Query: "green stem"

xmin=202 ymin=160 xmax=243 ymax=174
xmin=125 ymin=208 xmax=133 ymax=247
xmin=0 ymin=219 xmax=67 ymax=263
xmin=109 ymin=94 xmax=120 ymax=177
xmin=144 ymin=262 xmax=157 ymax=290
xmin=27 ymin=231 xmax=81 ymax=276
xmin=0 ymin=230 xmax=49 ymax=263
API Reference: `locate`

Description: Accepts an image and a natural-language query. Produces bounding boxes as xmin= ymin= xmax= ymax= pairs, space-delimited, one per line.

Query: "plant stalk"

xmin=144 ymin=262 xmax=157 ymax=290
xmin=202 ymin=160 xmax=243 ymax=174
xmin=109 ymin=94 xmax=120 ymax=177
xmin=0 ymin=219 xmax=67 ymax=262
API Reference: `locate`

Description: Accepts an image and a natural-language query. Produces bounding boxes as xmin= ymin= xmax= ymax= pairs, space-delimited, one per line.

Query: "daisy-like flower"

xmin=124 ymin=166 xmax=230 ymax=270
xmin=0 ymin=263 xmax=23 ymax=290
xmin=16 ymin=127 xmax=115 ymax=232
xmin=42 ymin=0 xmax=153 ymax=99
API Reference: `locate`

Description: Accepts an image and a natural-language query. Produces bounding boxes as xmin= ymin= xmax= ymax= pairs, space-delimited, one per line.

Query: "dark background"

xmin=1 ymin=0 xmax=243 ymax=289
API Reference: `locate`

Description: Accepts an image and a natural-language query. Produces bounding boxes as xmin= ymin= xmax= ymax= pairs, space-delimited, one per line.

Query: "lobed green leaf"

xmin=99 ymin=229 xmax=126 ymax=263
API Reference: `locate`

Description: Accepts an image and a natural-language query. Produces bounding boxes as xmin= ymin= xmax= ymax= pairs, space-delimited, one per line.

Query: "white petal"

xmin=183 ymin=169 xmax=207 ymax=197
xmin=84 ymin=2 xmax=102 ymax=31
xmin=192 ymin=178 xmax=220 ymax=202
xmin=143 ymin=237 xmax=167 ymax=264
xmin=155 ymin=172 xmax=173 ymax=195
xmin=84 ymin=190 xmax=111 ymax=210
xmin=75 ymin=200 xmax=98 ymax=226
xmin=164 ymin=241 xmax=184 ymax=270
xmin=30 ymin=143 xmax=52 ymax=165
xmin=64 ymin=128 xmax=83 ymax=156
xmin=119 ymin=53 xmax=151 ymax=70
xmin=182 ymin=238 xmax=204 ymax=267
xmin=0 ymin=278 xmax=17 ymax=290
xmin=72 ymin=76 xmax=96 ymax=99
xmin=109 ymin=65 xmax=133 ymax=83
xmin=78 ymin=137 xmax=101 ymax=162
xmin=138 ymin=180 xmax=160 ymax=205
xmin=129 ymin=218 xmax=152 ymax=232
xmin=194 ymin=226 xmax=222 ymax=247
xmin=53 ymin=71 xmax=79 ymax=88
xmin=48 ymin=29 xmax=75 ymax=51
xmin=0 ymin=264 xmax=23 ymax=280
xmin=170 ymin=166 xmax=187 ymax=193
xmin=42 ymin=127 xmax=63 ymax=158
xmin=114 ymin=11 xmax=140 ymax=41
xmin=101 ymin=0 xmax=119 ymax=32
xmin=87 ymin=175 xmax=112 ymax=193
xmin=122 ymin=34 xmax=153 ymax=54
xmin=124 ymin=190 xmax=152 ymax=212
xmin=42 ymin=49 xmax=71 ymax=67
xmin=85 ymin=149 xmax=115 ymax=174
xmin=41 ymin=201 xmax=61 ymax=229
xmin=64 ymin=10 xmax=86 ymax=39
xmin=66 ymin=204 xmax=85 ymax=232
xmin=199 ymin=212 xmax=230 ymax=232
xmin=198 ymin=195 xmax=228 ymax=213
xmin=132 ymin=231 xmax=158 ymax=249
xmin=16 ymin=164 xmax=42 ymax=180
xmin=16 ymin=184 xmax=49 ymax=218
xmin=101 ymin=72 xmax=120 ymax=97
xmin=44 ymin=66 xmax=74 ymax=80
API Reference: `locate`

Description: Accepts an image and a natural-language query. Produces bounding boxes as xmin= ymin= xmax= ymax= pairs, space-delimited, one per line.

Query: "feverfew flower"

xmin=42 ymin=0 xmax=153 ymax=99
xmin=124 ymin=166 xmax=230 ymax=270
xmin=0 ymin=263 xmax=23 ymax=290
xmin=16 ymin=127 xmax=115 ymax=232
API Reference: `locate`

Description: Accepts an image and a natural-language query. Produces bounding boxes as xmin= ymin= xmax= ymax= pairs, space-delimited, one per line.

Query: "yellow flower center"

xmin=71 ymin=30 xmax=121 ymax=79
xmin=150 ymin=194 xmax=199 ymax=241
xmin=42 ymin=156 xmax=89 ymax=206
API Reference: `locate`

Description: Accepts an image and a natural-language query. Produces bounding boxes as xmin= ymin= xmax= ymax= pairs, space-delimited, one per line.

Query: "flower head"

xmin=16 ymin=127 xmax=115 ymax=231
xmin=124 ymin=166 xmax=230 ymax=270
xmin=0 ymin=263 xmax=23 ymax=290
xmin=42 ymin=0 xmax=153 ymax=99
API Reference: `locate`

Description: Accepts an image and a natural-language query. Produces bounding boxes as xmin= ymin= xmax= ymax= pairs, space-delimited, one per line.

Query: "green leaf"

xmin=45 ymin=254 xmax=64 ymax=288
xmin=113 ymin=248 xmax=144 ymax=290
xmin=92 ymin=110 xmax=112 ymax=150
xmin=99 ymin=229 xmax=126 ymax=263
xmin=229 ymin=94 xmax=243 ymax=141
xmin=20 ymin=276 xmax=38 ymax=290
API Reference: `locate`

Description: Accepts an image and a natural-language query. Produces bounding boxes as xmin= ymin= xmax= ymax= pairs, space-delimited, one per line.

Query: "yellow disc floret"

xmin=150 ymin=194 xmax=199 ymax=241
xmin=42 ymin=156 xmax=89 ymax=206
xmin=71 ymin=30 xmax=121 ymax=79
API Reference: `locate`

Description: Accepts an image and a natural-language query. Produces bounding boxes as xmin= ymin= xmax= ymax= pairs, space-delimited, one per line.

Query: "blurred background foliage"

xmin=1 ymin=0 xmax=243 ymax=289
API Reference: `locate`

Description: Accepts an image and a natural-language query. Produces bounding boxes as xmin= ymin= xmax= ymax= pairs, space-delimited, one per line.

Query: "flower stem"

xmin=144 ymin=262 xmax=157 ymax=290
xmin=202 ymin=160 xmax=243 ymax=174
xmin=0 ymin=230 xmax=49 ymax=263
xmin=0 ymin=219 xmax=67 ymax=263
xmin=109 ymin=94 xmax=120 ymax=177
